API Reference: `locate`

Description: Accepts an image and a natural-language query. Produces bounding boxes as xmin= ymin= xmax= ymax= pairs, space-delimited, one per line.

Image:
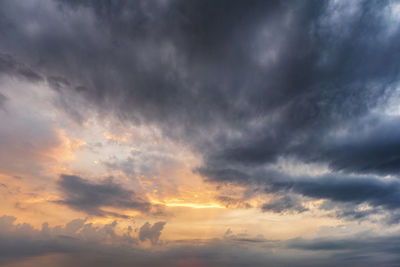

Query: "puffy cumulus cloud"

xmin=0 ymin=216 xmax=131 ymax=259
xmin=139 ymin=221 xmax=166 ymax=245
xmin=0 ymin=215 xmax=145 ymax=265
xmin=1 ymin=0 xmax=400 ymax=226
xmin=1 ymin=215 xmax=400 ymax=267
xmin=56 ymin=174 xmax=153 ymax=218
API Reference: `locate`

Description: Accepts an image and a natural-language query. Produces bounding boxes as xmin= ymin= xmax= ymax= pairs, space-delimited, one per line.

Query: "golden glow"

xmin=152 ymin=199 xmax=225 ymax=209
xmin=165 ymin=202 xmax=224 ymax=209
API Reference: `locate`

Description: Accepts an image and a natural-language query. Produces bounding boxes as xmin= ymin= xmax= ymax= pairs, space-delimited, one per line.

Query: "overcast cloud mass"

xmin=1 ymin=0 xmax=400 ymax=266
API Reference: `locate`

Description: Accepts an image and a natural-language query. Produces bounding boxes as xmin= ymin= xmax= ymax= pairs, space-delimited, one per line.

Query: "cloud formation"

xmin=57 ymin=174 xmax=152 ymax=217
xmin=1 ymin=0 xmax=399 ymax=195
xmin=203 ymin=164 xmax=400 ymax=222
xmin=0 ymin=53 xmax=43 ymax=82
xmin=1 ymin=0 xmax=400 ymax=265
xmin=138 ymin=221 xmax=166 ymax=245
xmin=262 ymin=195 xmax=308 ymax=213
xmin=1 ymin=215 xmax=400 ymax=267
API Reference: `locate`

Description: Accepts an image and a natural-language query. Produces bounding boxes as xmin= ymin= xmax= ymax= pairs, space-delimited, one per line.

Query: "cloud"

xmin=1 ymin=0 xmax=399 ymax=171
xmin=1 ymin=215 xmax=400 ymax=267
xmin=290 ymin=115 xmax=400 ymax=175
xmin=0 ymin=53 xmax=43 ymax=82
xmin=286 ymin=234 xmax=400 ymax=265
xmin=56 ymin=174 xmax=152 ymax=217
xmin=138 ymin=221 xmax=166 ymax=245
xmin=0 ymin=215 xmax=136 ymax=261
xmin=216 ymin=195 xmax=252 ymax=209
xmin=262 ymin=195 xmax=307 ymax=213
xmin=0 ymin=92 xmax=7 ymax=109
xmin=200 ymin=165 xmax=400 ymax=221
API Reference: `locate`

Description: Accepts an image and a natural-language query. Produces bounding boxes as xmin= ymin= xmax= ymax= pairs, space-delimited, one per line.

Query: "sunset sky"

xmin=1 ymin=0 xmax=400 ymax=266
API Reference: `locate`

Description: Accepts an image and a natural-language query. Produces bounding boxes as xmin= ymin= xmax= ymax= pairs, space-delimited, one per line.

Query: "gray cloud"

xmin=138 ymin=221 xmax=166 ymax=245
xmin=1 ymin=0 xmax=399 ymax=175
xmin=0 ymin=53 xmax=43 ymax=82
xmin=1 ymin=215 xmax=400 ymax=267
xmin=57 ymin=174 xmax=152 ymax=217
xmin=1 ymin=1 xmax=398 ymax=178
xmin=201 ymin=165 xmax=400 ymax=222
xmin=216 ymin=195 xmax=252 ymax=209
xmin=262 ymin=195 xmax=308 ymax=213
xmin=286 ymin=235 xmax=400 ymax=265
xmin=0 ymin=92 xmax=7 ymax=109
xmin=0 ymin=215 xmax=138 ymax=263
xmin=270 ymin=174 xmax=400 ymax=214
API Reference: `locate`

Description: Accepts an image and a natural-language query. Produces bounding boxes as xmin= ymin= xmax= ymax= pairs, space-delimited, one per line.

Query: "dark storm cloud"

xmin=201 ymin=164 xmax=400 ymax=220
xmin=57 ymin=174 xmax=152 ymax=217
xmin=0 ymin=0 xmax=398 ymax=166
xmin=273 ymin=174 xmax=400 ymax=210
xmin=291 ymin=115 xmax=400 ymax=175
xmin=1 ymin=0 xmax=400 ymax=218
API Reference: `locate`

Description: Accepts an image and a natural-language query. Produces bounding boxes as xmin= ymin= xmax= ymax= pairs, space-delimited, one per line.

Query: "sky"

xmin=1 ymin=0 xmax=400 ymax=266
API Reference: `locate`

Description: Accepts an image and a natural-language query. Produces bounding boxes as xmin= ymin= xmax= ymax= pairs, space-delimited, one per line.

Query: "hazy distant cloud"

xmin=0 ymin=215 xmax=139 ymax=265
xmin=286 ymin=235 xmax=400 ymax=265
xmin=1 ymin=215 xmax=400 ymax=267
xmin=138 ymin=221 xmax=166 ymax=245
xmin=57 ymin=174 xmax=152 ymax=217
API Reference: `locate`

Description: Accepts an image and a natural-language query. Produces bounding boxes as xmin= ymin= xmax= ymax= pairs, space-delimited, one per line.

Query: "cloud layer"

xmin=1 ymin=0 xmax=400 ymax=265
xmin=1 ymin=215 xmax=400 ymax=267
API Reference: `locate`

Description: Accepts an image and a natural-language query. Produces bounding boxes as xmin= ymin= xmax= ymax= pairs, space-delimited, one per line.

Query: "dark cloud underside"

xmin=57 ymin=174 xmax=151 ymax=217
